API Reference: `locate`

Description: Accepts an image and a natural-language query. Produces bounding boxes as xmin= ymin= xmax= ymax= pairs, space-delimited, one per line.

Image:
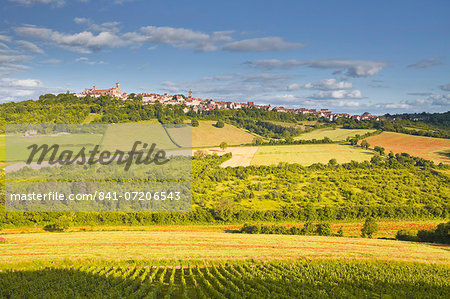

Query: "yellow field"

xmin=251 ymin=144 xmax=374 ymax=166
xmin=190 ymin=121 xmax=256 ymax=147
xmin=364 ymin=132 xmax=450 ymax=164
xmin=295 ymin=128 xmax=376 ymax=141
xmin=0 ymin=230 xmax=448 ymax=267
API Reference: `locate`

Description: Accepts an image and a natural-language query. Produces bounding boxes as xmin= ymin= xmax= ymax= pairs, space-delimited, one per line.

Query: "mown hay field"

xmin=0 ymin=230 xmax=448 ymax=266
xmin=295 ymin=128 xmax=376 ymax=141
xmin=250 ymin=144 xmax=374 ymax=166
xmin=190 ymin=121 xmax=256 ymax=147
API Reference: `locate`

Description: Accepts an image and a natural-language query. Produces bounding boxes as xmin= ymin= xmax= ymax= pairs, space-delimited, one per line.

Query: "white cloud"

xmin=15 ymin=24 xmax=305 ymax=53
xmin=384 ymin=103 xmax=411 ymax=109
xmin=0 ymin=54 xmax=32 ymax=75
xmin=1 ymin=78 xmax=42 ymax=87
xmin=222 ymin=37 xmax=303 ymax=52
xmin=74 ymin=18 xmax=121 ymax=33
xmin=16 ymin=40 xmax=44 ymax=54
xmin=15 ymin=25 xmax=127 ymax=53
xmin=124 ymin=26 xmax=233 ymax=51
xmin=439 ymin=83 xmax=450 ymax=91
xmin=41 ymin=58 xmax=60 ymax=64
xmin=246 ymin=59 xmax=387 ymax=77
xmin=0 ymin=35 xmax=12 ymax=43
xmin=0 ymin=77 xmax=53 ymax=102
xmin=309 ymin=89 xmax=364 ymax=100
xmin=8 ymin=0 xmax=66 ymax=7
xmin=407 ymin=57 xmax=442 ymax=69
xmin=334 ymin=101 xmax=361 ymax=107
xmin=304 ymin=78 xmax=352 ymax=90
xmin=75 ymin=57 xmax=106 ymax=65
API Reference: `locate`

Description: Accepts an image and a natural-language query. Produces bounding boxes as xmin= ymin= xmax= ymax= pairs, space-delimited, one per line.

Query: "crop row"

xmin=0 ymin=261 xmax=449 ymax=298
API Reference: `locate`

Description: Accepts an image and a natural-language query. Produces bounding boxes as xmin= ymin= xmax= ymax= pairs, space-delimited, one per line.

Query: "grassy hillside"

xmin=295 ymin=127 xmax=376 ymax=141
xmin=364 ymin=132 xmax=450 ymax=164
xmin=190 ymin=121 xmax=256 ymax=147
xmin=250 ymin=144 xmax=373 ymax=166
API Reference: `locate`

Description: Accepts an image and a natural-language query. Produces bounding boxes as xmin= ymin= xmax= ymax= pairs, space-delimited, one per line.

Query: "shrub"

xmin=191 ymin=119 xmax=199 ymax=127
xmin=0 ymin=237 xmax=7 ymax=244
xmin=315 ymin=223 xmax=333 ymax=236
xmin=240 ymin=224 xmax=260 ymax=234
xmin=45 ymin=215 xmax=72 ymax=232
xmin=361 ymin=217 xmax=378 ymax=238
xmin=215 ymin=120 xmax=225 ymax=128
xmin=337 ymin=227 xmax=344 ymax=237
xmin=302 ymin=222 xmax=315 ymax=235
xmin=395 ymin=230 xmax=418 ymax=242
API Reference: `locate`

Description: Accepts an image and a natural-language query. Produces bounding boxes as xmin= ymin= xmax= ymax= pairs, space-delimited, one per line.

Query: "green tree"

xmin=215 ymin=120 xmax=225 ymax=128
xmin=302 ymin=222 xmax=315 ymax=235
xmin=213 ymin=198 xmax=234 ymax=221
xmin=374 ymin=146 xmax=385 ymax=155
xmin=360 ymin=140 xmax=370 ymax=149
xmin=52 ymin=215 xmax=72 ymax=232
xmin=328 ymin=158 xmax=337 ymax=166
xmin=219 ymin=142 xmax=228 ymax=151
xmin=361 ymin=217 xmax=378 ymax=238
xmin=191 ymin=119 xmax=199 ymax=127
xmin=253 ymin=137 xmax=263 ymax=145
xmin=315 ymin=223 xmax=332 ymax=236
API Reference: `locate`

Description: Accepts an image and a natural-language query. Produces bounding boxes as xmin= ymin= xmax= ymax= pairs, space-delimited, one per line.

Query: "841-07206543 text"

xmin=9 ymin=191 xmax=182 ymax=201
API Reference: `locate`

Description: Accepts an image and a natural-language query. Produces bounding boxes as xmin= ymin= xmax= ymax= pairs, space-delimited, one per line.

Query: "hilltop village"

xmin=75 ymin=82 xmax=379 ymax=121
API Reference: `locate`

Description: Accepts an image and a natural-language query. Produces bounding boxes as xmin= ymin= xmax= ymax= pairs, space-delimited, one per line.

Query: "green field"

xmin=295 ymin=128 xmax=376 ymax=141
xmin=251 ymin=144 xmax=374 ymax=166
xmin=0 ymin=135 xmax=4 ymax=166
xmin=1 ymin=260 xmax=448 ymax=298
xmin=4 ymin=133 xmax=103 ymax=163
xmin=189 ymin=121 xmax=256 ymax=147
xmin=100 ymin=123 xmax=179 ymax=151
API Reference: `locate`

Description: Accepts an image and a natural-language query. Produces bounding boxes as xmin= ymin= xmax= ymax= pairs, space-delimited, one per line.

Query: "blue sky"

xmin=0 ymin=0 xmax=449 ymax=114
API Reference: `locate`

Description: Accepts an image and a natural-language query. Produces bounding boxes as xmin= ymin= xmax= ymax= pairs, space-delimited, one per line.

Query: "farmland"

xmin=250 ymin=144 xmax=374 ymax=166
xmin=295 ymin=127 xmax=376 ymax=141
xmin=190 ymin=121 xmax=256 ymax=147
xmin=1 ymin=261 xmax=449 ymax=298
xmin=363 ymin=132 xmax=450 ymax=164
xmin=0 ymin=230 xmax=449 ymax=266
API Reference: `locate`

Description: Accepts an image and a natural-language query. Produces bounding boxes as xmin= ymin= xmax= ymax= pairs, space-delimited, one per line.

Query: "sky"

xmin=0 ymin=0 xmax=449 ymax=114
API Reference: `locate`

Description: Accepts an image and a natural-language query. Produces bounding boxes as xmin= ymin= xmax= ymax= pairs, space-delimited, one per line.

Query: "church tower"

xmin=188 ymin=89 xmax=192 ymax=98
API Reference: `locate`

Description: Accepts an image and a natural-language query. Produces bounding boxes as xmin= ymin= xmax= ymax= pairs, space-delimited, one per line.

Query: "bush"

xmin=315 ymin=223 xmax=332 ymax=236
xmin=191 ymin=119 xmax=199 ymax=127
xmin=45 ymin=215 xmax=72 ymax=232
xmin=337 ymin=227 xmax=344 ymax=237
xmin=215 ymin=120 xmax=225 ymax=128
xmin=240 ymin=223 xmax=260 ymax=234
xmin=396 ymin=230 xmax=418 ymax=242
xmin=361 ymin=217 xmax=378 ymax=238
xmin=0 ymin=237 xmax=7 ymax=244
xmin=302 ymin=222 xmax=315 ymax=235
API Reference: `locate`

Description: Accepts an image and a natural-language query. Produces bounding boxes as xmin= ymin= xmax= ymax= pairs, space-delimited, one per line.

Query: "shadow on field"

xmin=436 ymin=150 xmax=450 ymax=160
xmin=0 ymin=263 xmax=449 ymax=298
